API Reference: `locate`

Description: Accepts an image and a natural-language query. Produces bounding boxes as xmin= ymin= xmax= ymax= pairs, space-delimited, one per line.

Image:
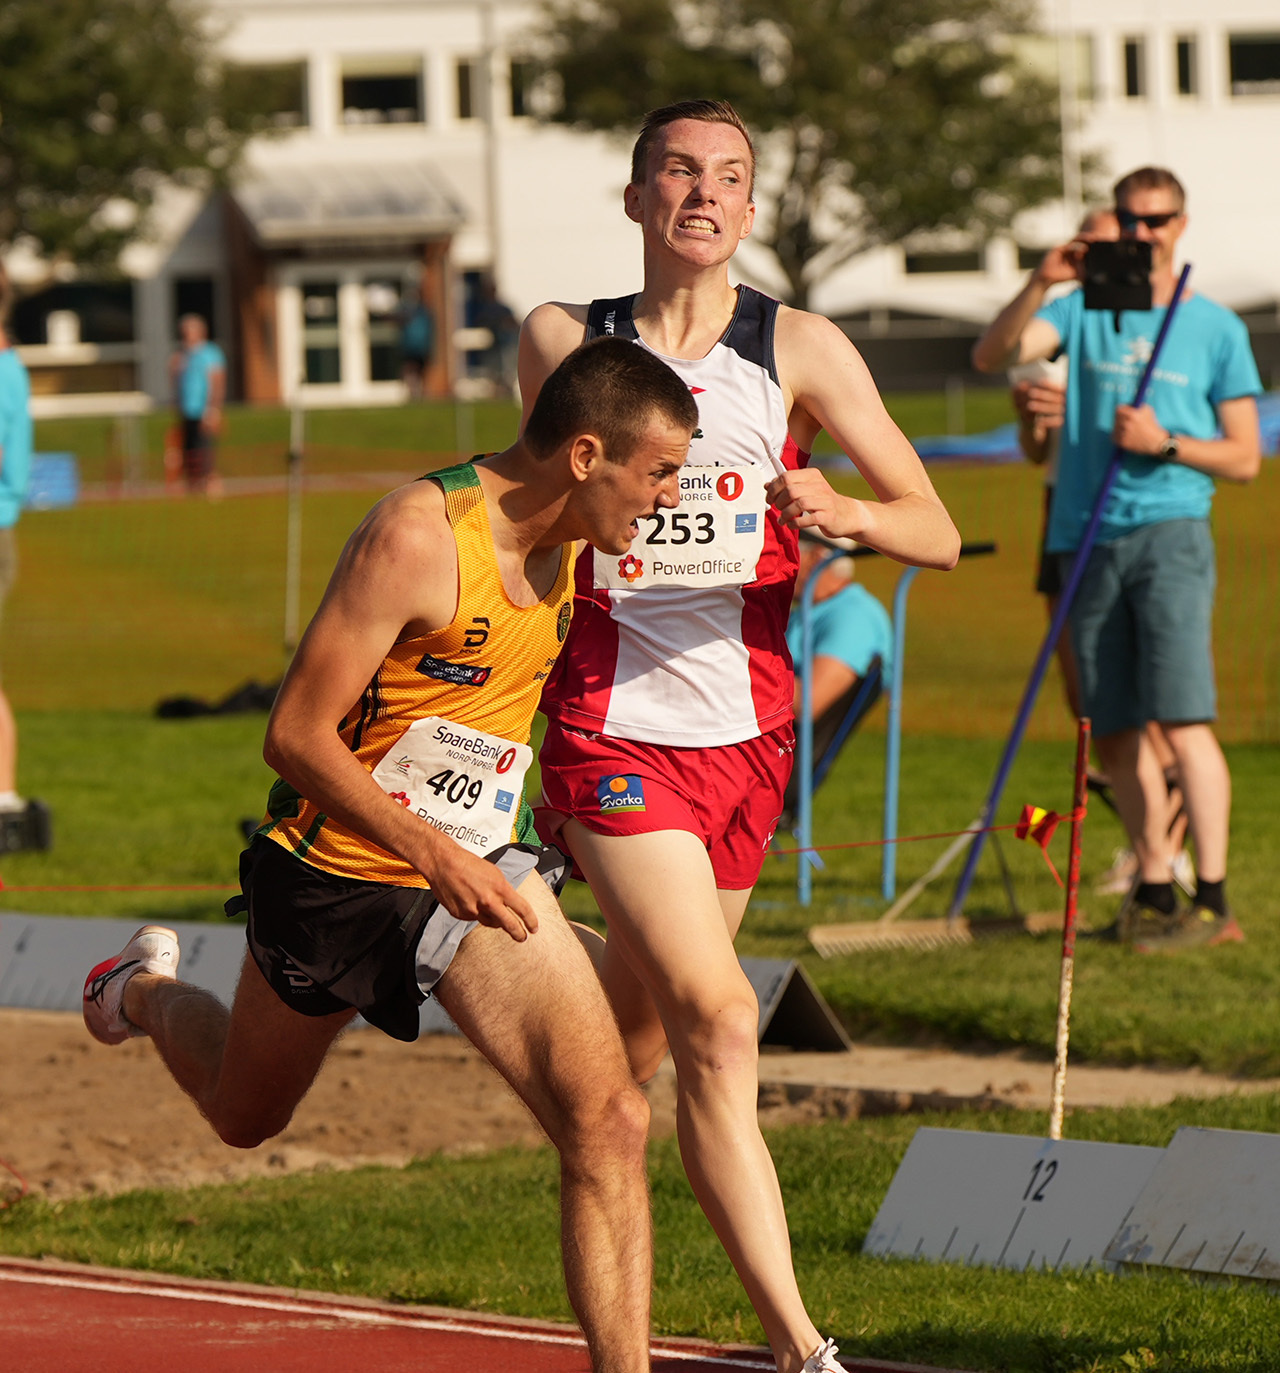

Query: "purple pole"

xmin=948 ymin=263 xmax=1193 ymax=920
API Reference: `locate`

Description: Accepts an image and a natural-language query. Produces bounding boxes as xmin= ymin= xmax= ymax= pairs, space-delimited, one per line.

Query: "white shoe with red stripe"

xmin=82 ymin=926 xmax=180 ymax=1045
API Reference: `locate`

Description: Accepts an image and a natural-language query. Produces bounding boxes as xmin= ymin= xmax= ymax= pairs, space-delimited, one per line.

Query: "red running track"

xmin=0 ymin=1256 xmax=966 ymax=1373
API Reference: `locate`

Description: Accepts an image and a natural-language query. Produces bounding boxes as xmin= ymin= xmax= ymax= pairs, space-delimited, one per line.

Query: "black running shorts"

xmin=228 ymin=836 xmax=568 ymax=1042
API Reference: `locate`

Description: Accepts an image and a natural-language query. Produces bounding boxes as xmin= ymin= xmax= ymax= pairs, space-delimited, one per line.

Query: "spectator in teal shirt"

xmin=0 ymin=266 xmax=33 ymax=812
xmin=973 ymin=166 xmax=1262 ymax=952
xmin=169 ymin=314 xmax=226 ymax=496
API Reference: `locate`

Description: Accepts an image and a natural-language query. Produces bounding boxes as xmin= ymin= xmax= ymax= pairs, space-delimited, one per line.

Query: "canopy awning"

xmin=233 ymin=161 xmax=467 ymax=249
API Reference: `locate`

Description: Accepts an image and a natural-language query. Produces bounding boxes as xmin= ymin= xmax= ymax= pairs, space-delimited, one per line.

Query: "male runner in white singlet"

xmin=82 ymin=339 xmax=698 ymax=1373
xmin=520 ymin=101 xmax=960 ymax=1373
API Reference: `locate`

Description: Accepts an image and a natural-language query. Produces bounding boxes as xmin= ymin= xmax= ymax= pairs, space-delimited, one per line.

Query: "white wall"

xmin=114 ymin=0 xmax=1280 ymax=407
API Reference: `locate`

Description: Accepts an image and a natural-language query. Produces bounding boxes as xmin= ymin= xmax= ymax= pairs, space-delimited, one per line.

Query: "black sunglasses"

xmin=1115 ymin=208 xmax=1181 ymax=231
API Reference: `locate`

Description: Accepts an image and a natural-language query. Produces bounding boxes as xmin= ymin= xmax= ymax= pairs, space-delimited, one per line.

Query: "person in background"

xmin=1008 ymin=208 xmax=1192 ymax=902
xmin=781 ymin=534 xmax=893 ymax=827
xmin=399 ymin=291 xmax=436 ymax=400
xmin=974 ymin=166 xmax=1262 ymax=951
xmin=169 ymin=313 xmax=226 ymax=496
xmin=788 ymin=534 xmax=892 ymax=721
xmin=0 ymin=265 xmax=32 ymax=815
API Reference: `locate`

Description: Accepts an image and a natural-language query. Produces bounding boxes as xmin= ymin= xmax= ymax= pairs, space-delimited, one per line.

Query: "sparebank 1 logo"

xmin=617 ymin=553 xmax=644 ymax=583
xmin=716 ymin=470 xmax=745 ymax=501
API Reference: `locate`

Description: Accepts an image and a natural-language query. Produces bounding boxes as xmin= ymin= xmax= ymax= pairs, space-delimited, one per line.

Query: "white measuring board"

xmin=0 ymin=912 xmax=246 ymax=1011
xmin=864 ymin=1127 xmax=1164 ymax=1272
xmin=1105 ymin=1126 xmax=1280 ymax=1280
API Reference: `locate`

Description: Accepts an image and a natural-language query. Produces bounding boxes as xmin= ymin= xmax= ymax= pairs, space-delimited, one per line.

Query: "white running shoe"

xmin=1171 ymin=848 xmax=1196 ymax=898
xmin=1094 ymin=846 xmax=1137 ymax=895
xmin=82 ymin=925 xmax=180 ymax=1045
xmin=801 ymin=1338 xmax=844 ymax=1372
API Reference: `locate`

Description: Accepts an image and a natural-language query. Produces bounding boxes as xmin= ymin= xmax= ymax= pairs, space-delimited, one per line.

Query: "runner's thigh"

xmin=212 ymin=951 xmax=357 ymax=1133
xmin=434 ymin=871 xmax=632 ymax=1132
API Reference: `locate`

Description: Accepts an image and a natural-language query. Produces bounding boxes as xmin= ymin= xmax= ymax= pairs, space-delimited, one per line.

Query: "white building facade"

xmin=14 ymin=0 xmax=1280 ymax=407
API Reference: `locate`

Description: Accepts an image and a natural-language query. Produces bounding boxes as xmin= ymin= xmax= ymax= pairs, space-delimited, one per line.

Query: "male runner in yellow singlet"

xmin=82 ymin=338 xmax=698 ymax=1373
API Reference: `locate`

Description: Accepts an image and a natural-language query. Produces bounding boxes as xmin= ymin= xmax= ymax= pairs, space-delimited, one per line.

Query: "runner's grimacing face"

xmin=588 ymin=419 xmax=688 ymax=556
xmin=625 ymin=119 xmax=756 ymax=262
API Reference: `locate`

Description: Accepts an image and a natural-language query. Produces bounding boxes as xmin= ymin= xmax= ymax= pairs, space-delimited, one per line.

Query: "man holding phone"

xmin=973 ymin=167 xmax=1262 ymax=951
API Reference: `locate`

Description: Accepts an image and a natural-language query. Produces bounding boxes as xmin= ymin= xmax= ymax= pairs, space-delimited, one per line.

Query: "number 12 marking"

xmin=1023 ymin=1158 xmax=1058 ymax=1202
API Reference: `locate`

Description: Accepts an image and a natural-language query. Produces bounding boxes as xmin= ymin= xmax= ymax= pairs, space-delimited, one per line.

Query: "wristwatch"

xmin=1158 ymin=432 xmax=1180 ymax=461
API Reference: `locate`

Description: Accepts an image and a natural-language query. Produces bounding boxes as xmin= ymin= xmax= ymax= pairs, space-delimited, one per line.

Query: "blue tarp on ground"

xmin=25 ymin=453 xmax=78 ymax=509
xmin=906 ymin=391 xmax=1280 ymax=465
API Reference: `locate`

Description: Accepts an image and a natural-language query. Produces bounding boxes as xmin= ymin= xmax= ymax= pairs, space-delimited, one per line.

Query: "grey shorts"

xmin=230 ymin=836 xmax=569 ymax=1042
xmin=1064 ymin=518 xmax=1217 ymax=737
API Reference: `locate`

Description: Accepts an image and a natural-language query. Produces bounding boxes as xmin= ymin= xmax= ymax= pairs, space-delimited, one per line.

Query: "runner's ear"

xmin=623 ymin=181 xmax=644 ymax=224
xmin=568 ymin=433 xmax=605 ymax=481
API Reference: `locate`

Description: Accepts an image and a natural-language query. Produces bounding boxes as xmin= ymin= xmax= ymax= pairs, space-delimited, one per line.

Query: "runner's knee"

xmin=671 ymin=991 xmax=760 ymax=1077
xmin=557 ymin=1076 xmax=650 ymax=1167
xmin=212 ymin=1099 xmax=296 ymax=1151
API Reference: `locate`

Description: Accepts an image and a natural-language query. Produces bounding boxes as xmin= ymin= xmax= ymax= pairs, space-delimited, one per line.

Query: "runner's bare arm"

xmin=517 ymin=303 xmax=589 ymax=427
xmin=262 ymin=484 xmax=537 ymax=940
xmin=771 ymin=310 xmax=960 ymax=570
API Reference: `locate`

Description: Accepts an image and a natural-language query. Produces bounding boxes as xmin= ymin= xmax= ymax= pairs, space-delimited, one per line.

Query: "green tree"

xmin=537 ymin=0 xmax=1070 ymax=309
xmin=0 ymin=0 xmax=267 ymax=268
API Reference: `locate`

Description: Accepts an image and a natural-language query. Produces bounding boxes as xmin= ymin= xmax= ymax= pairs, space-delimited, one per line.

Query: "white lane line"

xmin=0 ymin=1268 xmax=773 ymax=1366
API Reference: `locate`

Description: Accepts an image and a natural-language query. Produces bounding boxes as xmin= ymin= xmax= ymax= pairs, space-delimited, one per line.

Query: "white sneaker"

xmin=1171 ymin=848 xmax=1196 ymax=898
xmin=1094 ymin=846 xmax=1137 ymax=895
xmin=83 ymin=926 xmax=180 ymax=1045
xmin=801 ymin=1338 xmax=844 ymax=1372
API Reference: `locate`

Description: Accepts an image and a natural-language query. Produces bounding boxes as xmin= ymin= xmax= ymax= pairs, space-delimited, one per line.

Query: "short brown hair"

xmin=524 ymin=337 xmax=698 ymax=464
xmin=1113 ymin=167 xmax=1186 ymax=213
xmin=630 ymin=99 xmax=756 ymax=198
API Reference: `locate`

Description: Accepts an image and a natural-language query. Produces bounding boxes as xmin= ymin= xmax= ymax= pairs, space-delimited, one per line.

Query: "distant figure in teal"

xmin=169 ymin=314 xmax=226 ymax=496
xmin=399 ymin=292 xmax=436 ymax=400
xmin=0 ymin=264 xmax=33 ymax=812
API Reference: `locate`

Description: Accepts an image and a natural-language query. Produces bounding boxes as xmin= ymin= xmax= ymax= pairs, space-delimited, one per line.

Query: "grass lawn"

xmin=4 ymin=1092 xmax=1279 ymax=1372
xmin=16 ymin=413 xmax=1279 ymax=740
xmin=31 ymin=388 xmax=1018 ymax=485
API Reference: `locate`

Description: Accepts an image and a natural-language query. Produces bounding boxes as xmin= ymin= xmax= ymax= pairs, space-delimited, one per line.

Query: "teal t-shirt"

xmin=0 ymin=348 xmax=33 ymax=530
xmin=1035 ymin=289 xmax=1261 ymax=552
xmin=177 ymin=340 xmax=226 ymax=420
xmin=787 ymin=582 xmax=893 ymax=687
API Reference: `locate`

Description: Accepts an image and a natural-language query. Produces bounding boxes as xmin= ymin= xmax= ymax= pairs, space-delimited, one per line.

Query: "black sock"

xmin=1134 ymin=881 xmax=1177 ymax=915
xmin=1195 ymin=879 xmax=1226 ymax=916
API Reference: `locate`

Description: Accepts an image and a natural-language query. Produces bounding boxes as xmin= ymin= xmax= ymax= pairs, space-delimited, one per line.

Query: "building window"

xmin=1175 ymin=37 xmax=1199 ymax=96
xmin=509 ymin=60 xmax=531 ymax=117
xmin=302 ymin=282 xmax=341 ymax=384
xmin=1123 ymin=37 xmax=1147 ymax=98
xmin=456 ymin=59 xmax=477 ymax=120
xmin=1229 ymin=34 xmax=1280 ymax=96
xmin=341 ymin=63 xmax=423 ymax=125
xmin=174 ymin=277 xmax=216 ymax=340
xmin=225 ymin=61 xmax=308 ymax=130
xmin=903 ymin=250 xmax=983 ymax=275
xmin=13 ymin=282 xmax=135 ymax=346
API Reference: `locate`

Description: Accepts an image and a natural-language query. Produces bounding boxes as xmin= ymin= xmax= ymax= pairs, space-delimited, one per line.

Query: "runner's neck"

xmin=631 ymin=273 xmax=741 ymax=361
